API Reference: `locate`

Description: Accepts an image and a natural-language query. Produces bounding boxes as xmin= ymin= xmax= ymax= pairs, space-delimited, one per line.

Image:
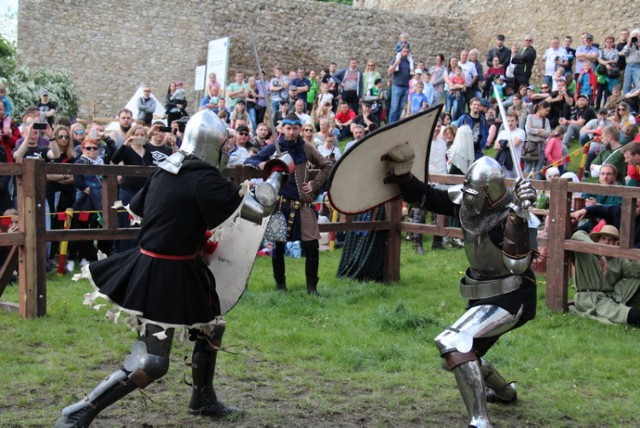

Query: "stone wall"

xmin=366 ymin=0 xmax=640 ymax=64
xmin=17 ymin=0 xmax=469 ymax=118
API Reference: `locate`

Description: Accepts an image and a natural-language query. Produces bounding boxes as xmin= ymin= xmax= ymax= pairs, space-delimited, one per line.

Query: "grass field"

xmin=1 ymin=239 xmax=640 ymax=427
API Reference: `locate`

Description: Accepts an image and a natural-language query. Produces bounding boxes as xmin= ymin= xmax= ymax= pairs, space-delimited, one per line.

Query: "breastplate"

xmin=463 ymin=229 xmax=510 ymax=277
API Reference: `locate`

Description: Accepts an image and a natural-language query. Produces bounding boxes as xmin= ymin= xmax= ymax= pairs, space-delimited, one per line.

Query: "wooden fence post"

xmin=383 ymin=198 xmax=402 ymax=282
xmin=545 ymin=178 xmax=572 ymax=311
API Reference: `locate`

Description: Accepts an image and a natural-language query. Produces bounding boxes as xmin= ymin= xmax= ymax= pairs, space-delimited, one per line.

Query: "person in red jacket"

xmin=0 ymin=102 xmax=20 ymax=162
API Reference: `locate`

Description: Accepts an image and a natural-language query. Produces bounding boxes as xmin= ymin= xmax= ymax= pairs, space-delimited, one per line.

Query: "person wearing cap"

xmin=540 ymin=36 xmax=569 ymax=89
xmin=559 ymin=94 xmax=596 ymax=147
xmin=568 ymin=225 xmax=640 ymax=326
xmin=244 ymin=113 xmax=331 ymax=295
xmin=579 ymin=108 xmax=614 ymax=146
xmin=37 ymin=89 xmax=57 ymax=128
xmin=575 ymin=33 xmax=601 ymax=80
xmin=511 ymin=34 xmax=537 ymax=89
xmin=226 ymin=125 xmax=250 ymax=167
xmin=486 ymin=34 xmax=511 ymax=70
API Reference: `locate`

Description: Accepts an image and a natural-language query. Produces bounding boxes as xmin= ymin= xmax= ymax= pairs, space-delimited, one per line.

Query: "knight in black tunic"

xmin=56 ymin=110 xmax=262 ymax=427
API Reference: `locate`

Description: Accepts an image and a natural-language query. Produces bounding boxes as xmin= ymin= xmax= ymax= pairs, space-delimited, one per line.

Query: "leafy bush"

xmin=0 ymin=35 xmax=80 ymax=123
xmin=7 ymin=68 xmax=80 ymax=123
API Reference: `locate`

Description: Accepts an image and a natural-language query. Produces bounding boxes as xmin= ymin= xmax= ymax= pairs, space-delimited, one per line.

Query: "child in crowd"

xmin=551 ymin=66 xmax=565 ymax=92
xmin=410 ymin=81 xmax=429 ymax=115
xmin=0 ymin=82 xmax=14 ymax=135
xmin=545 ymin=125 xmax=566 ymax=174
xmin=576 ymin=63 xmax=597 ymax=104
xmin=395 ymin=32 xmax=414 ymax=71
xmin=421 ymin=71 xmax=435 ymax=107
xmin=493 ymin=75 xmax=506 ymax=100
xmin=447 ymin=66 xmax=466 ymax=119
xmin=317 ymin=82 xmax=333 ymax=112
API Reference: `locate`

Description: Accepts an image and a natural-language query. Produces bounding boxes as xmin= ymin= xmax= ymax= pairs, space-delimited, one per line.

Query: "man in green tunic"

xmin=570 ymin=225 xmax=640 ymax=325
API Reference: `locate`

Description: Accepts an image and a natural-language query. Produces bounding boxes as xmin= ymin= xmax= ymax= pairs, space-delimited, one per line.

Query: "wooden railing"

xmin=1 ymin=162 xmax=639 ymax=318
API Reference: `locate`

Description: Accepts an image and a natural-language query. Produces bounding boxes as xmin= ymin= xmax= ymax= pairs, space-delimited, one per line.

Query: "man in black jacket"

xmin=512 ymin=35 xmax=537 ymax=89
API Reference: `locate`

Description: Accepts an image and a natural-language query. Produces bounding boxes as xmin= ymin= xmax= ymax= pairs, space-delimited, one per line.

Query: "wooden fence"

xmin=1 ymin=160 xmax=638 ymax=318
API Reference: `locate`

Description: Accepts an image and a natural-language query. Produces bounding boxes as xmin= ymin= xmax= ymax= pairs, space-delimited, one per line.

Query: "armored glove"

xmin=511 ymin=177 xmax=536 ymax=217
xmin=381 ymin=142 xmax=415 ymax=182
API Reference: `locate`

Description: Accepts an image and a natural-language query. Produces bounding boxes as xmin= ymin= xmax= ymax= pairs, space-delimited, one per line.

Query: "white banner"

xmin=194 ymin=65 xmax=206 ymax=91
xmin=206 ymin=37 xmax=230 ymax=95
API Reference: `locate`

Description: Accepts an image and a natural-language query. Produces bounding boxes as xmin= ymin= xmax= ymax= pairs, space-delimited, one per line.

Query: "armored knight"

xmin=383 ymin=144 xmax=537 ymax=428
xmin=56 ymin=110 xmax=282 ymax=427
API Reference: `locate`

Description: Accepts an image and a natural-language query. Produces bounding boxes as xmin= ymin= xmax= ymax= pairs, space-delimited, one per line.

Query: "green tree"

xmin=8 ymin=68 xmax=80 ymax=122
xmin=0 ymin=35 xmax=80 ymax=123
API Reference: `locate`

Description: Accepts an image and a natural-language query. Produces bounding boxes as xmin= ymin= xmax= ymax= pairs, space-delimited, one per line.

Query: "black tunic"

xmin=81 ymin=158 xmax=243 ymax=334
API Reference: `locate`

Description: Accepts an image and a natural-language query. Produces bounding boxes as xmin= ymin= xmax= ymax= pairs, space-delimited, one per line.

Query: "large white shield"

xmin=208 ymin=214 xmax=268 ymax=315
xmin=327 ymin=105 xmax=442 ymax=214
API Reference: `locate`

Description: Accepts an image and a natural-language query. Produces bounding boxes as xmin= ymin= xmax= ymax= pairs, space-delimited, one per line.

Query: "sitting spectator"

xmin=335 ymin=101 xmax=356 ymax=140
xmin=569 ymin=226 xmax=640 ymax=326
xmin=559 ymin=94 xmax=596 ymax=147
xmin=589 ymin=125 xmax=626 ymax=184
xmin=230 ymin=100 xmax=252 ymax=131
xmin=314 ymin=102 xmax=335 ymax=133
xmin=344 ymin=124 xmax=365 ymax=153
xmin=292 ymin=99 xmax=312 ymax=126
xmin=317 ymin=133 xmax=341 ymax=161
xmin=353 ymin=102 xmax=379 ymax=134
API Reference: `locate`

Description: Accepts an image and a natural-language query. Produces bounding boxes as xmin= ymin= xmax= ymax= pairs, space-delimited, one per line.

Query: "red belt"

xmin=140 ymin=248 xmax=196 ymax=260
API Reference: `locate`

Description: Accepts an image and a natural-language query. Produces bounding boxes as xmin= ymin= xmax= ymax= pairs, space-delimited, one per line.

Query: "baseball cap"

xmin=496 ymin=34 xmax=505 ymax=41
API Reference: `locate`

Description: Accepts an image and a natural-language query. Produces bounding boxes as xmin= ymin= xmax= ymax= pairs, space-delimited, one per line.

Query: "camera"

xmin=159 ymin=126 xmax=172 ymax=133
xmin=555 ymin=56 xmax=560 ymax=62
xmin=32 ymin=122 xmax=47 ymax=130
xmin=632 ymin=37 xmax=638 ymax=44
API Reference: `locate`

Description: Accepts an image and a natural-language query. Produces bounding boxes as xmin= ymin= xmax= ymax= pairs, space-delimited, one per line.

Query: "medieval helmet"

xmin=461 ymin=157 xmax=508 ymax=216
xmin=179 ymin=109 xmax=229 ymax=168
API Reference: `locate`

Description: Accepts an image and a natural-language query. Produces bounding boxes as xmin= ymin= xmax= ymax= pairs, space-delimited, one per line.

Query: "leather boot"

xmin=306 ymin=277 xmax=320 ymax=296
xmin=275 ymin=277 xmax=287 ymax=292
xmin=188 ymin=351 xmax=241 ymax=417
xmin=480 ymin=358 xmax=517 ymax=404
xmin=55 ymin=369 xmax=138 ymax=428
xmin=413 ymin=235 xmax=426 ymax=255
xmin=273 ymin=243 xmax=287 ymax=291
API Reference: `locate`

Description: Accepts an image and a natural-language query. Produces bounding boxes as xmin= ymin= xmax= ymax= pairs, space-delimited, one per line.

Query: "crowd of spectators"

xmin=2 ymin=29 xmax=640 ymax=284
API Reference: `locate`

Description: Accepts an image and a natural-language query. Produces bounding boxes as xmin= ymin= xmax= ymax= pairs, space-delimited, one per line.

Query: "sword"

xmin=492 ymin=83 xmax=523 ymax=179
xmin=248 ymin=28 xmax=281 ymax=156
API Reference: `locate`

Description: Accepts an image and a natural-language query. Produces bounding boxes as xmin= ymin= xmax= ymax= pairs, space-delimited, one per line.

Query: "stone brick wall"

xmin=365 ymin=0 xmax=640 ymax=65
xmin=17 ymin=0 xmax=469 ymax=118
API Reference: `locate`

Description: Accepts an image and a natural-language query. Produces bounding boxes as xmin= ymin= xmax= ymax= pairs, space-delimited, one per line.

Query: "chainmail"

xmin=459 ymin=191 xmax=514 ymax=236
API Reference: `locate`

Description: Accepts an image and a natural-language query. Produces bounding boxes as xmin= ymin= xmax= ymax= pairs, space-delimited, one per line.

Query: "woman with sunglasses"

xmin=67 ymin=138 xmax=105 ymax=269
xmin=613 ymin=101 xmax=636 ymax=130
xmin=70 ymin=123 xmax=85 ymax=149
xmin=46 ymin=125 xmax=77 ymax=263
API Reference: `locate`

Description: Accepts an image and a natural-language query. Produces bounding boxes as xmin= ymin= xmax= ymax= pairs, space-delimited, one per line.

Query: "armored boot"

xmin=306 ymin=277 xmax=320 ymax=296
xmin=452 ymin=360 xmax=493 ymax=428
xmin=55 ymin=369 xmax=138 ymax=428
xmin=273 ymin=243 xmax=287 ymax=292
xmin=480 ymin=358 xmax=517 ymax=404
xmin=188 ymin=323 xmax=241 ymax=417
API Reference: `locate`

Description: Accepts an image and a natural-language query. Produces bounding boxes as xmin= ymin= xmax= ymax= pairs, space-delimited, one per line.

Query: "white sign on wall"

xmin=206 ymin=37 xmax=230 ymax=94
xmin=194 ymin=65 xmax=206 ymax=91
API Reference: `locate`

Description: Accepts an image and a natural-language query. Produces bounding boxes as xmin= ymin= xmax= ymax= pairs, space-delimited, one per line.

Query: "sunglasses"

xmin=238 ymin=132 xmax=249 ymax=136
xmin=541 ymin=86 xmax=549 ymax=89
xmin=83 ymin=146 xmax=99 ymax=151
xmin=73 ymin=130 xmax=85 ymax=135
xmin=304 ymin=129 xmax=313 ymax=132
xmin=618 ymin=108 xmax=627 ymax=111
xmin=56 ymin=135 xmax=70 ymax=140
